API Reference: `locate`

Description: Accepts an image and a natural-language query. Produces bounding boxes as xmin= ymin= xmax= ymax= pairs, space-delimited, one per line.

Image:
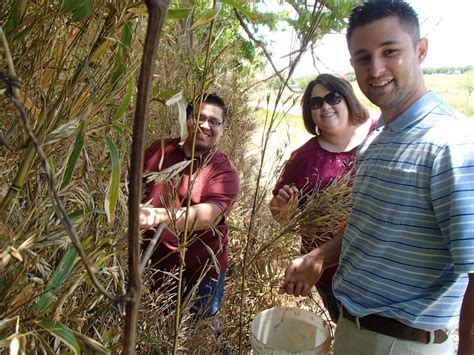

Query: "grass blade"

xmin=104 ymin=136 xmax=120 ymax=227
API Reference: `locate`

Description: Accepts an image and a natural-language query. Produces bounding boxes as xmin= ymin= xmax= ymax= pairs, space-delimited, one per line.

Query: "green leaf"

xmin=36 ymin=247 xmax=78 ymax=314
xmin=152 ymin=82 xmax=160 ymax=97
xmin=111 ymin=21 xmax=134 ymax=88
xmin=167 ymin=8 xmax=193 ymax=20
xmin=4 ymin=0 xmax=25 ymax=36
xmin=104 ymin=137 xmax=120 ymax=227
xmin=221 ymin=0 xmax=260 ymax=20
xmin=155 ymin=88 xmax=181 ymax=101
xmin=72 ymin=0 xmax=94 ymax=22
xmin=39 ymin=317 xmax=81 ymax=354
xmin=61 ymin=0 xmax=83 ymax=14
xmin=61 ymin=122 xmax=84 ymax=189
xmin=115 ymin=77 xmax=134 ymax=120
xmin=191 ymin=2 xmax=222 ymax=30
xmin=119 ymin=21 xmax=133 ymax=49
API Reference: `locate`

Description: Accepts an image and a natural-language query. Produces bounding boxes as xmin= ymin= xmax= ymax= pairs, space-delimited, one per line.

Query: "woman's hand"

xmin=269 ymin=185 xmax=299 ymax=221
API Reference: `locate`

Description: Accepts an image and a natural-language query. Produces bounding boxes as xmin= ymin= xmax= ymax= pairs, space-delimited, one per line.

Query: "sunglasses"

xmin=310 ymin=92 xmax=342 ymax=110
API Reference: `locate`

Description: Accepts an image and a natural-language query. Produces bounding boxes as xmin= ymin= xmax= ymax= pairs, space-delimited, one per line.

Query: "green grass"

xmin=425 ymin=74 xmax=474 ymax=117
xmin=254 ymin=108 xmax=304 ymax=129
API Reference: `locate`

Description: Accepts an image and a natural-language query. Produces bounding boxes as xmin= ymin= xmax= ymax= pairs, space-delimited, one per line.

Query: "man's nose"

xmin=198 ymin=119 xmax=211 ymax=129
xmin=369 ymin=56 xmax=385 ymax=78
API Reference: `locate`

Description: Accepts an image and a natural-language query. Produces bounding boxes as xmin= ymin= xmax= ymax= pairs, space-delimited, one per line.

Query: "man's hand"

xmin=139 ymin=205 xmax=166 ymax=229
xmin=278 ymin=250 xmax=325 ymax=297
xmin=269 ymin=184 xmax=299 ymax=221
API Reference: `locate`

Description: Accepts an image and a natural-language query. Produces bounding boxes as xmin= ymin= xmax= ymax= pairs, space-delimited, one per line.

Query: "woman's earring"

xmin=315 ymin=126 xmax=320 ymax=135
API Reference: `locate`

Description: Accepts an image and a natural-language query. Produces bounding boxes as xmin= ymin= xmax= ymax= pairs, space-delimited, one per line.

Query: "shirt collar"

xmin=379 ymin=91 xmax=442 ymax=132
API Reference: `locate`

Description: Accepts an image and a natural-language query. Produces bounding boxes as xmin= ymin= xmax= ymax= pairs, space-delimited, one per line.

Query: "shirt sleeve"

xmin=201 ymin=160 xmax=240 ymax=216
xmin=431 ymin=139 xmax=474 ymax=274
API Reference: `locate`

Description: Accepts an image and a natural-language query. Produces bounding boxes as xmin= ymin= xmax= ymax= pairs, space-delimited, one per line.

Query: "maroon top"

xmin=272 ymin=119 xmax=378 ymax=288
xmin=143 ymin=138 xmax=240 ymax=286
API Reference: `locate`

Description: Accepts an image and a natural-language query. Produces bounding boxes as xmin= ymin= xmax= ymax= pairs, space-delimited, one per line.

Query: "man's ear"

xmin=417 ymin=37 xmax=428 ymax=64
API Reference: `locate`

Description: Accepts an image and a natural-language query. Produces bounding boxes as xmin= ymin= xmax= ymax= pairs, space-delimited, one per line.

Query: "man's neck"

xmin=182 ymin=143 xmax=214 ymax=159
xmin=382 ymin=84 xmax=428 ymax=123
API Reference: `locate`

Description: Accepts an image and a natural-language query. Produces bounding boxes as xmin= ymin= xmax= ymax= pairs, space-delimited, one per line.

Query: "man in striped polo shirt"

xmin=279 ymin=1 xmax=473 ymax=354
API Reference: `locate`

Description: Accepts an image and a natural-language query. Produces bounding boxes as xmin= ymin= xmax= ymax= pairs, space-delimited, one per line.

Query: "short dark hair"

xmin=186 ymin=93 xmax=228 ymax=121
xmin=346 ymin=0 xmax=420 ymax=46
xmin=301 ymin=73 xmax=369 ymax=136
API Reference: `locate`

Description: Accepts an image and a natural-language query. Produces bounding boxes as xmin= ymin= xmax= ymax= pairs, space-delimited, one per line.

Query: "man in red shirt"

xmin=140 ymin=93 xmax=240 ymax=320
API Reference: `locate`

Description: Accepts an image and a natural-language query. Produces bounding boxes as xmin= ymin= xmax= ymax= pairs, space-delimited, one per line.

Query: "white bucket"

xmin=250 ymin=307 xmax=331 ymax=354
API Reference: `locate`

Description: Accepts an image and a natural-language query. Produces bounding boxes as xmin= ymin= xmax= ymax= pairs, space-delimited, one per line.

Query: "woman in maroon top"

xmin=270 ymin=73 xmax=377 ymax=322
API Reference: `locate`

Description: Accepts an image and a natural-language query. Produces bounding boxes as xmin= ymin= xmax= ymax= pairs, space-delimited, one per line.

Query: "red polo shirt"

xmin=142 ymin=138 xmax=240 ymax=286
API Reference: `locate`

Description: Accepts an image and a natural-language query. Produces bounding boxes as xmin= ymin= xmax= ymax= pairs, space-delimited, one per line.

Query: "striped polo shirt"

xmin=333 ymin=91 xmax=474 ymax=331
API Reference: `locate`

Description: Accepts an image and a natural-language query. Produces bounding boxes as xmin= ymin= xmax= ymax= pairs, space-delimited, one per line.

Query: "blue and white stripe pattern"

xmin=333 ymin=91 xmax=474 ymax=331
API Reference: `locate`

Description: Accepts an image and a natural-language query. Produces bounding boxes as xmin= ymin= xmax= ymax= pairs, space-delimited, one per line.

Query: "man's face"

xmin=185 ymin=102 xmax=224 ymax=155
xmin=349 ymin=16 xmax=427 ymax=121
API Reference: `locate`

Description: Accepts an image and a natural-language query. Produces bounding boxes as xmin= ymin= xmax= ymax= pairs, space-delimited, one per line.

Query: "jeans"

xmin=189 ymin=271 xmax=226 ymax=320
xmin=315 ymin=282 xmax=340 ymax=323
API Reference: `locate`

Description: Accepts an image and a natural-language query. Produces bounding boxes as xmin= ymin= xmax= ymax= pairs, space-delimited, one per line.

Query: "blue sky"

xmin=266 ymin=0 xmax=474 ymax=77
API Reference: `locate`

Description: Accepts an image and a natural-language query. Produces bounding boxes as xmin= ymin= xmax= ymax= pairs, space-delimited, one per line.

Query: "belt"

xmin=342 ymin=306 xmax=448 ymax=344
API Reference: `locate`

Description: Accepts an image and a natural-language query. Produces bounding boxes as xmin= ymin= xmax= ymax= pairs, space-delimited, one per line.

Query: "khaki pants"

xmin=333 ymin=314 xmax=455 ymax=355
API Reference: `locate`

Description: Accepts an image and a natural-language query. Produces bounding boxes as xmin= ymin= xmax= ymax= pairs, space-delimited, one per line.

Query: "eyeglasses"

xmin=310 ymin=92 xmax=342 ymax=110
xmin=197 ymin=115 xmax=223 ymax=129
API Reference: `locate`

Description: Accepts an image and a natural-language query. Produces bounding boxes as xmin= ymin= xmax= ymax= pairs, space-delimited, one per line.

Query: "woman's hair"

xmin=301 ymin=73 xmax=369 ymax=135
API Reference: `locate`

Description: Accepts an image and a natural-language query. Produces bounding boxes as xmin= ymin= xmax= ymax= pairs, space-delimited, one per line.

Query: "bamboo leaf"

xmin=39 ymin=317 xmax=81 ymax=354
xmin=114 ymin=77 xmax=134 ymax=120
xmin=167 ymin=8 xmax=193 ymax=20
xmin=71 ymin=0 xmax=94 ymax=22
xmin=4 ymin=0 xmax=25 ymax=36
xmin=90 ymin=38 xmax=110 ymax=62
xmin=0 ymin=317 xmax=18 ymax=333
xmin=74 ymin=332 xmax=108 ymax=353
xmin=155 ymin=88 xmax=181 ymax=102
xmin=143 ymin=160 xmax=191 ymax=183
xmin=104 ymin=137 xmax=120 ymax=227
xmin=36 ymin=247 xmax=78 ymax=314
xmin=221 ymin=0 xmax=260 ymax=20
xmin=119 ymin=20 xmax=133 ymax=49
xmin=111 ymin=21 xmax=133 ymax=88
xmin=191 ymin=2 xmax=222 ymax=30
xmin=61 ymin=122 xmax=84 ymax=189
xmin=9 ymin=335 xmax=20 ymax=355
xmin=61 ymin=0 xmax=83 ymax=14
xmin=128 ymin=5 xmax=148 ymax=15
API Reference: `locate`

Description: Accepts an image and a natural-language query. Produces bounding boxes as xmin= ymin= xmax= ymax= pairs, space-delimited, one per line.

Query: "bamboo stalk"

xmin=122 ymin=1 xmax=170 ymax=353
